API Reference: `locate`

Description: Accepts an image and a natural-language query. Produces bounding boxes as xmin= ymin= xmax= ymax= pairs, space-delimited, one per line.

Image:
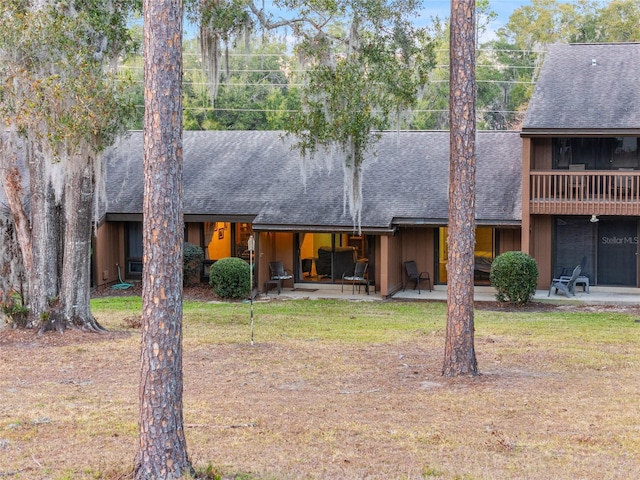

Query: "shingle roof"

xmin=103 ymin=130 xmax=522 ymax=231
xmin=523 ymin=43 xmax=640 ymax=134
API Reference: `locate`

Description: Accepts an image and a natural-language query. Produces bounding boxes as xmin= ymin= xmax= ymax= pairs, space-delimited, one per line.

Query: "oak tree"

xmin=0 ymin=0 xmax=136 ymax=331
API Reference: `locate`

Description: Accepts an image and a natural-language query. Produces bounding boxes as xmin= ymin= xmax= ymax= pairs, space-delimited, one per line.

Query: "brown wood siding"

xmin=400 ymin=228 xmax=436 ymax=286
xmin=257 ymin=232 xmax=293 ymax=293
xmin=379 ymin=234 xmax=403 ymax=297
xmin=497 ymin=228 xmax=521 ymax=254
xmin=257 ymin=232 xmax=275 ymax=292
xmin=94 ymin=222 xmax=124 ymax=287
xmin=532 ymin=138 xmax=552 ymax=170
xmin=185 ymin=223 xmax=200 ymax=245
xmin=373 ymin=235 xmax=381 ymax=292
xmin=530 ymin=216 xmax=553 ymax=288
xmin=521 ymin=137 xmax=532 ymax=254
xmin=378 ymin=227 xmax=436 ymax=297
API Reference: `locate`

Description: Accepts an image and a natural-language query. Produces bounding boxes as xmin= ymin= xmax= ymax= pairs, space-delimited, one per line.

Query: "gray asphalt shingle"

xmin=523 ymin=43 xmax=640 ymax=133
xmin=103 ymin=130 xmax=522 ymax=231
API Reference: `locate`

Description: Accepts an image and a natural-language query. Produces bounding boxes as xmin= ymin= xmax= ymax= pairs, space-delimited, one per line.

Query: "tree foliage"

xmin=499 ymin=0 xmax=640 ymax=48
xmin=186 ymin=0 xmax=436 ymax=230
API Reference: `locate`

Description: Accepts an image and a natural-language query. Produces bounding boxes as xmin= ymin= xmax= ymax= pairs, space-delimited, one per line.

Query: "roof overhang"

xmin=521 ymin=128 xmax=640 ymax=137
xmin=476 ymin=219 xmax=521 ymax=227
xmin=252 ymin=224 xmax=396 ymax=234
xmin=392 ymin=217 xmax=447 ymax=227
xmin=105 ymin=213 xmax=142 ymax=222
xmin=105 ymin=213 xmax=257 ymax=223
xmin=184 ymin=214 xmax=255 ymax=223
xmin=393 ymin=217 xmax=521 ymax=227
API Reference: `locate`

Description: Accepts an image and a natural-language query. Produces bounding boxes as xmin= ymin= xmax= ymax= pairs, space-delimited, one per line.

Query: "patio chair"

xmin=342 ymin=262 xmax=369 ymax=294
xmin=403 ymin=260 xmax=432 ymax=293
xmin=560 ymin=256 xmax=590 ymax=293
xmin=548 ymin=265 xmax=581 ymax=298
xmin=267 ymin=261 xmax=293 ymax=294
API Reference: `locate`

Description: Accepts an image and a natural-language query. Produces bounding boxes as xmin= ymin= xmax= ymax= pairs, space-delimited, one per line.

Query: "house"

xmin=9 ymin=43 xmax=639 ymax=295
xmin=96 ymin=130 xmax=522 ymax=296
xmin=521 ymin=43 xmax=640 ymax=288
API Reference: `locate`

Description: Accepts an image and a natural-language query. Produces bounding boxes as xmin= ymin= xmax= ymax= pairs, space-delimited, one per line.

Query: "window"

xmin=125 ymin=222 xmax=143 ymax=277
xmin=201 ymin=222 xmax=254 ymax=278
xmin=553 ymin=137 xmax=639 ymax=170
xmin=298 ymin=232 xmax=371 ymax=283
xmin=203 ymin=222 xmax=232 ymax=261
xmin=438 ymin=227 xmax=495 ymax=285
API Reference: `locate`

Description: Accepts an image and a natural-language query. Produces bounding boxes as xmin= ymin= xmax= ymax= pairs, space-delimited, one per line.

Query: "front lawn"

xmin=1 ymin=298 xmax=638 ymax=479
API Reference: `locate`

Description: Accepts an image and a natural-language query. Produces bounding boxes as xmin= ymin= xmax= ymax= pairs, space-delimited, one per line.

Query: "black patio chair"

xmin=403 ymin=260 xmax=432 ymax=293
xmin=342 ymin=262 xmax=369 ymax=294
xmin=267 ymin=261 xmax=293 ymax=294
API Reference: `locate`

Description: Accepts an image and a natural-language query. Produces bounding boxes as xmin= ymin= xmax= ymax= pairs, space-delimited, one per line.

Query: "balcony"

xmin=529 ymin=170 xmax=640 ymax=215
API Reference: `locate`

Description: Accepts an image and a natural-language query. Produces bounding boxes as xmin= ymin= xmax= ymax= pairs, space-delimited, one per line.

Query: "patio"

xmin=258 ymin=283 xmax=640 ymax=305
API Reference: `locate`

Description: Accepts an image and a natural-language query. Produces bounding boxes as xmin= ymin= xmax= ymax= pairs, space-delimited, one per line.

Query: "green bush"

xmin=183 ymin=242 xmax=204 ymax=286
xmin=209 ymin=257 xmax=250 ymax=299
xmin=490 ymin=251 xmax=539 ymax=305
xmin=1 ymin=296 xmax=29 ymax=328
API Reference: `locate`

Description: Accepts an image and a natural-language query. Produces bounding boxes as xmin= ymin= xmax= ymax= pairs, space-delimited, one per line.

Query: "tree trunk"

xmin=27 ymin=141 xmax=62 ymax=328
xmin=443 ymin=0 xmax=478 ymax=377
xmin=134 ymin=0 xmax=192 ymax=477
xmin=52 ymin=154 xmax=105 ymax=332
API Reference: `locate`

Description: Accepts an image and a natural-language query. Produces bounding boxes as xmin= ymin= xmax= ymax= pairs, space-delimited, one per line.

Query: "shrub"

xmin=209 ymin=257 xmax=250 ymax=299
xmin=1 ymin=297 xmax=30 ymax=328
xmin=490 ymin=251 xmax=539 ymax=305
xmin=183 ymin=242 xmax=204 ymax=286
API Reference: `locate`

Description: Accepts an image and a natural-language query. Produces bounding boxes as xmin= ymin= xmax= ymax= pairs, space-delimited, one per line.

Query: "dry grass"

xmin=1 ymin=298 xmax=640 ymax=479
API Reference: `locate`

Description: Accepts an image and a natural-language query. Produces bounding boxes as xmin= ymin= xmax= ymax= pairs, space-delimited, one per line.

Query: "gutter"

xmin=521 ymin=128 xmax=640 ymax=137
xmin=252 ymin=224 xmax=396 ymax=235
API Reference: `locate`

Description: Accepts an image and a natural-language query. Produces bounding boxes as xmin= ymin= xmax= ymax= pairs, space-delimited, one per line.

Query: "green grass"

xmin=92 ymin=296 xmax=640 ymax=346
xmin=93 ymin=297 xmax=450 ymax=343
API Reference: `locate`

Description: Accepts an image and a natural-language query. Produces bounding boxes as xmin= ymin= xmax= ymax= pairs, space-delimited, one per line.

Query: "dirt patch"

xmin=91 ymin=283 xmax=217 ymax=302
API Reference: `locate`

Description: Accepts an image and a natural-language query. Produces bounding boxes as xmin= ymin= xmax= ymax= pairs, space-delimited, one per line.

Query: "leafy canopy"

xmin=0 ymin=0 xmax=138 ymax=154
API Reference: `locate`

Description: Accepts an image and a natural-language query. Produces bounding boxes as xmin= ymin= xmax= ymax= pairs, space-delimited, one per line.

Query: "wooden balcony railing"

xmin=529 ymin=171 xmax=640 ymax=215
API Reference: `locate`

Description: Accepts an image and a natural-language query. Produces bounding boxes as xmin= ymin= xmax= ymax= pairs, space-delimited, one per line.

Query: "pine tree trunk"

xmin=443 ymin=0 xmax=478 ymax=377
xmin=134 ymin=0 xmax=192 ymax=477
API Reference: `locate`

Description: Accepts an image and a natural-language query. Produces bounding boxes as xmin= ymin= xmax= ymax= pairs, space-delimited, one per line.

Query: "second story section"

xmin=521 ymin=43 xmax=640 ymax=216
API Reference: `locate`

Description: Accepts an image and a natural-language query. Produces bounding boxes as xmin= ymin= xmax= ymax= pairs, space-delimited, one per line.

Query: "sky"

xmin=419 ymin=0 xmax=533 ymax=41
xmin=420 ymin=0 xmax=532 ymax=23
xmin=184 ymin=1 xmax=533 ymax=42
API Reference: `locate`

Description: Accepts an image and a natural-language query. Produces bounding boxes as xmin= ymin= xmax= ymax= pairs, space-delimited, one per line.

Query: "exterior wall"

xmin=185 ymin=223 xmax=201 ymax=245
xmin=373 ymin=235 xmax=382 ymax=292
xmin=531 ymin=138 xmax=552 ymax=170
xmin=379 ymin=233 xmax=402 ymax=297
xmin=95 ymin=222 xmax=521 ymax=292
xmin=257 ymin=232 xmax=294 ymax=293
xmin=377 ymin=227 xmax=436 ymax=297
xmin=521 ymin=137 xmax=531 ymax=254
xmin=400 ymin=227 xmax=436 ymax=286
xmin=497 ymin=228 xmax=521 ymax=254
xmin=94 ymin=222 xmax=125 ymax=287
xmin=530 ymin=216 xmax=553 ymax=288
